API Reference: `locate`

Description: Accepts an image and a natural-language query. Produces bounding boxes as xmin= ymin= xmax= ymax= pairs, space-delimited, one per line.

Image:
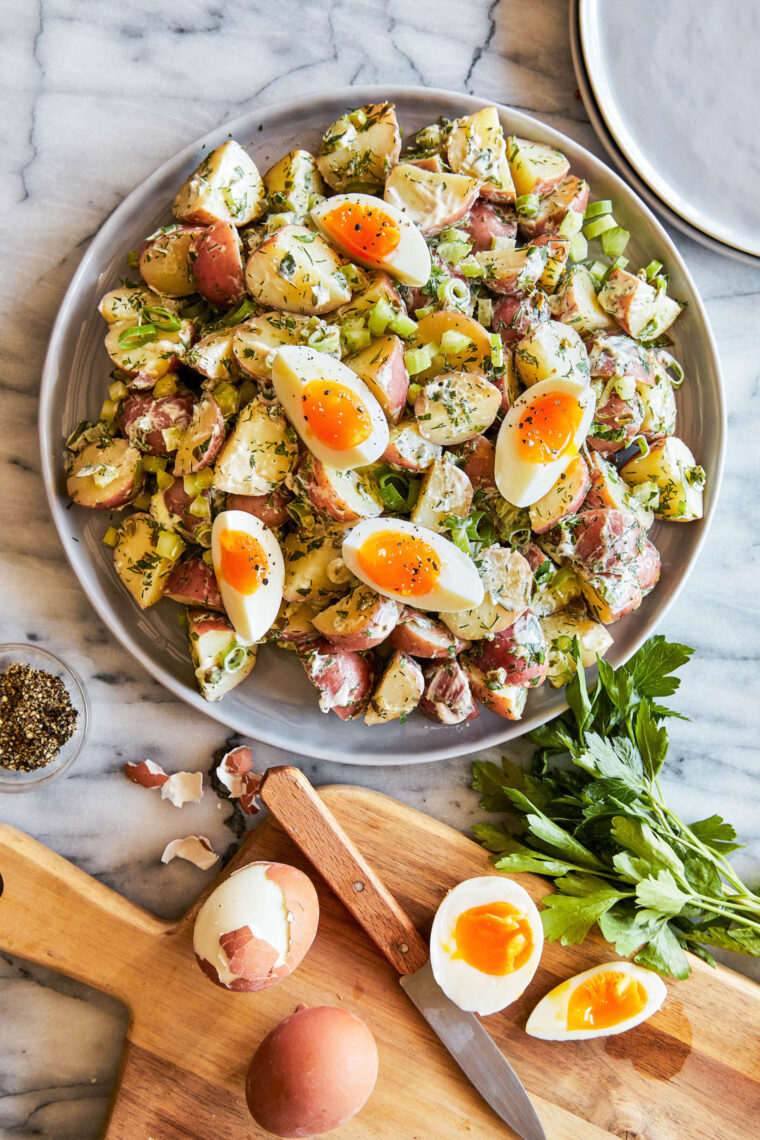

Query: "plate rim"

xmin=578 ymin=0 xmax=760 ymax=259
xmin=38 ymin=83 xmax=727 ymax=766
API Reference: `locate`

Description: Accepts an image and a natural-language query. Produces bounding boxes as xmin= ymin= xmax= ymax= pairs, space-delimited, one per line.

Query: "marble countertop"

xmin=1 ymin=0 xmax=759 ymax=1135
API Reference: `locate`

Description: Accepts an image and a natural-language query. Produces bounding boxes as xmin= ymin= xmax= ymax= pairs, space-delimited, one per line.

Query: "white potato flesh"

xmin=621 ymin=436 xmax=705 ymax=521
xmin=316 ymin=102 xmax=401 ymax=192
xmin=540 ymin=603 xmax=614 ymax=687
xmin=332 ymin=270 xmax=404 ymax=326
xmin=98 ymin=284 xmax=171 ymax=324
xmin=638 ymin=369 xmax=677 ymax=440
xmin=282 ymin=526 xmax=353 ymax=604
xmin=464 ymin=660 xmax=528 ymax=721
xmin=531 ymin=563 xmax=584 ymax=619
xmin=298 ymin=456 xmax=383 ymax=524
xmin=187 ymin=610 xmax=258 ymax=701
xmin=585 ymin=448 xmax=654 ymax=531
xmin=415 ymin=370 xmax=501 ymax=446
xmin=187 ymin=329 xmax=238 ymax=382
xmin=313 ymin=584 xmax=401 ymax=651
xmin=264 ymin=149 xmax=325 ymax=216
xmin=514 ymin=320 xmax=590 ymax=388
xmin=173 ymin=140 xmax=266 ymax=227
xmin=407 ymin=311 xmax=493 ymax=383
xmin=364 ymin=650 xmax=424 ymax=725
xmin=104 ymin=320 xmax=194 ymax=385
xmin=139 ymin=227 xmax=198 ymax=297
xmin=475 ymin=245 xmax=545 ymax=295
xmin=598 ymin=267 xmax=682 ymax=340
xmin=383 ymin=163 xmax=481 ymax=236
xmin=553 ymin=265 xmax=618 ymax=336
xmin=446 ymin=107 xmax=515 ymax=202
xmin=213 ymin=396 xmax=298 ymax=496
xmin=529 ymin=454 xmax=591 ymax=534
xmin=507 ymin=136 xmax=570 ymax=197
xmin=244 ymin=225 xmax=351 ymax=315
xmin=441 ymin=545 xmax=533 ymax=640
xmin=410 ymin=455 xmax=473 ymax=532
xmin=383 ymin=419 xmax=442 ymax=471
xmin=114 ymin=513 xmax=181 ymax=608
xmin=232 ymin=312 xmax=337 ymax=381
xmin=345 ymin=333 xmax=409 ymax=423
xmin=311 ymin=193 xmax=431 ymax=288
xmin=67 ymin=438 xmax=143 ymax=510
xmin=537 ymin=236 xmax=570 ymax=293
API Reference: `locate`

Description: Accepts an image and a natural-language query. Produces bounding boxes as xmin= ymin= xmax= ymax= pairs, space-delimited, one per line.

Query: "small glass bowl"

xmin=0 ymin=644 xmax=90 ymax=793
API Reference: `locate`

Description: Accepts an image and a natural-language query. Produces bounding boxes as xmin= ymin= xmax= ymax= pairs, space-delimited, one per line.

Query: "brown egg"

xmin=246 ymin=1005 xmax=379 ymax=1137
xmin=193 ymin=861 xmax=319 ymax=992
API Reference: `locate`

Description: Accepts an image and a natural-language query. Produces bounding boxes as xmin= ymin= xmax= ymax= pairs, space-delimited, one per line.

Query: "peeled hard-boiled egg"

xmin=430 ymin=876 xmax=543 ymax=1015
xmin=342 ymin=518 xmax=484 ymax=613
xmin=495 ymin=377 xmax=595 ymax=508
xmin=311 ymin=192 xmax=431 ymax=286
xmin=193 ymin=861 xmax=319 ymax=992
xmin=272 ymin=345 xmax=390 ymax=470
xmin=526 ymin=960 xmax=667 ymax=1041
xmin=211 ymin=510 xmax=284 ymax=644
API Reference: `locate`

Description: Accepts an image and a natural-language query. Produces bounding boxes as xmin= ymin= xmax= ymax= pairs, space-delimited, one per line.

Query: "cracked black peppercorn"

xmin=0 ymin=662 xmax=78 ymax=771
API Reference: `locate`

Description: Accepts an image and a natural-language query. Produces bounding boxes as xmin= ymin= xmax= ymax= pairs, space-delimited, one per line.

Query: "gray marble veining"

xmin=1 ymin=1 xmax=759 ymax=1136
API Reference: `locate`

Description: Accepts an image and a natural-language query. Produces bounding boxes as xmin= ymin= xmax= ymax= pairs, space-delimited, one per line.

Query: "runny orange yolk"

xmin=517 ymin=391 xmax=584 ymax=464
xmin=567 ymin=971 xmax=647 ymax=1031
xmin=301 ymin=380 xmax=373 ymax=450
xmin=218 ymin=529 xmax=268 ymax=595
xmin=356 ymin=531 xmax=440 ymax=597
xmin=322 ymin=201 xmax=401 ymax=263
xmin=452 ymin=902 xmax=534 ymax=976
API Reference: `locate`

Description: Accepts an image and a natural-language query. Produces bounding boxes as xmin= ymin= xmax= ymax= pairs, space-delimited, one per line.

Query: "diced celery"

xmin=568 ymin=232 xmax=588 ymax=262
xmin=388 ymin=313 xmax=417 ymax=338
xmin=644 ymin=259 xmax=664 ymax=281
xmin=404 ymin=342 xmax=439 ymax=375
xmin=99 ymin=399 xmax=117 ymax=425
xmin=490 ymin=235 xmax=516 ymax=251
xmin=213 ymin=381 xmax=240 ymax=418
xmin=367 ymin=298 xmax=395 ymax=337
xmin=437 ymin=240 xmax=470 ymax=265
xmin=195 ymin=468 xmax=214 ymax=489
xmin=156 ymin=469 xmax=174 ymax=491
xmin=157 ymin=530 xmax=185 ymax=560
xmin=588 ymin=260 xmax=608 ymax=281
xmin=108 ymin=380 xmax=128 ymax=402
xmin=407 ymin=382 xmax=423 ymax=405
xmin=515 ymin=193 xmax=539 ymax=217
xmin=133 ymin=491 xmax=152 ymax=511
xmin=440 ymin=330 xmax=473 ymax=354
xmin=343 ymin=327 xmax=371 ymax=352
xmin=143 ymin=455 xmax=167 ymax=473
xmin=584 ymin=200 xmax=613 ymax=219
xmin=583 ymin=214 xmax=617 ymax=240
xmin=460 ymin=254 xmax=485 ymax=278
xmin=202 ymin=548 xmax=215 ymax=567
xmin=153 ymin=375 xmax=178 ymax=398
xmin=189 ymin=494 xmax=211 ymax=519
xmin=414 ymin=304 xmax=435 ymax=320
xmin=102 ymin=526 xmax=120 ymax=548
xmin=600 ymin=225 xmax=630 ymax=259
xmin=558 ymin=209 xmax=584 ymax=238
xmin=477 ymin=297 xmax=493 ymax=327
xmin=488 ymin=332 xmax=504 ymax=368
xmin=238 ymin=379 xmax=256 ymax=406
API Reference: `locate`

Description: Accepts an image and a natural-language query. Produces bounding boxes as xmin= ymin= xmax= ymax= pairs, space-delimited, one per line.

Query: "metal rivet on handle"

xmin=353 ymin=881 xmax=365 ymax=892
xmin=398 ymin=942 xmax=409 ymax=954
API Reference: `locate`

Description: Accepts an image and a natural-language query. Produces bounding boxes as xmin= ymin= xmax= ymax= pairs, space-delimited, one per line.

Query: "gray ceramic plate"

xmin=579 ymin=0 xmax=760 ymax=259
xmin=39 ymin=85 xmax=725 ymax=765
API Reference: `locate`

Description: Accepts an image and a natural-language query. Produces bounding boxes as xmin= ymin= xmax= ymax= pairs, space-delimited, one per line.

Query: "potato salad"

xmin=64 ymin=101 xmax=706 ymax=728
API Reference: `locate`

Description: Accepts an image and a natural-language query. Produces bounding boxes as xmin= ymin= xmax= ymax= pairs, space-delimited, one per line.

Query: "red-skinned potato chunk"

xmin=104 ymin=319 xmax=195 ymax=389
xmin=461 ymin=199 xmax=517 ymax=253
xmin=583 ymin=448 xmax=654 ymax=532
xmin=468 ymin=609 xmax=548 ymax=688
xmin=388 ymin=610 xmax=471 ymax=658
xmin=447 ymin=107 xmax=515 ymax=202
xmin=507 ymin=136 xmax=570 ymax=198
xmin=213 ymin=396 xmax=298 ymax=497
xmin=553 ymin=265 xmax=617 ymax=336
xmin=297 ymin=455 xmax=383 ymax=524
xmin=464 ymin=659 xmax=528 ymax=720
xmin=186 ymin=328 xmax=239 ymax=383
xmin=345 ymin=333 xmax=409 ymax=422
xmin=632 ymin=539 xmax=661 ymax=596
xmin=493 ymin=291 xmax=550 ymax=348
xmin=270 ymin=599 xmax=322 ymax=651
xmin=533 ymin=234 xmax=570 ymax=293
xmin=517 ymin=175 xmax=589 ymax=239
xmin=579 ymin=571 xmax=642 ymax=625
xmin=588 ymin=389 xmax=645 ymax=455
xmin=299 ymin=638 xmax=375 ymax=719
xmin=568 ymin=508 xmax=645 ymax=577
xmin=67 ymin=438 xmax=144 ymax=510
xmin=151 ymin=477 xmax=212 ymax=542
xmin=227 ymin=487 xmax=293 ymax=528
xmin=598 ymin=266 xmax=682 ymax=341
xmin=187 ymin=609 xmax=258 ymax=700
xmin=165 ymin=557 xmax=225 ymax=611
xmin=139 ymin=225 xmax=203 ymax=297
xmin=118 ymin=388 xmax=196 ymax=457
xmin=410 ymin=455 xmax=473 ymax=533
xmin=419 ymin=660 xmax=479 ymax=725
xmin=586 ymin=334 xmax=657 ymax=386
xmin=191 ymin=221 xmax=245 ymax=307
xmin=384 ymin=163 xmax=480 ymax=235
xmin=529 ymin=455 xmax=591 ymax=534
xmin=173 ymin=393 xmax=226 ymax=475
xmin=441 ymin=545 xmax=533 ymax=641
xmin=455 ymin=434 xmax=496 ymax=491
xmin=114 ymin=513 xmax=182 ymax=609
xmin=475 ymin=245 xmax=545 ymax=296
xmin=317 ymin=102 xmax=401 ymax=193
xmin=312 ymin=585 xmax=402 ymax=651
xmin=415 ymin=371 xmax=501 ymax=446
xmin=365 ymin=650 xmax=425 ymax=725
xmin=244 ymin=224 xmax=351 ymax=316
xmin=382 ymin=419 xmax=442 ymax=472
xmin=194 ymin=861 xmax=319 ymax=992
xmin=173 ymin=140 xmax=266 ymax=227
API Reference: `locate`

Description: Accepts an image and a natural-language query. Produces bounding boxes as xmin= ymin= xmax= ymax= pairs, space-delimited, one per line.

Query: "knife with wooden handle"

xmin=256 ymin=765 xmax=546 ymax=1140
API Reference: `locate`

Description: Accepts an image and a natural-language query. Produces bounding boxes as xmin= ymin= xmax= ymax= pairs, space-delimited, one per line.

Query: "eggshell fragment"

xmin=124 ymin=759 xmax=169 ymax=788
xmin=161 ymin=836 xmax=219 ymax=870
xmin=246 ymin=1005 xmax=378 ymax=1138
xmin=161 ymin=771 xmax=204 ymax=807
xmin=215 ymin=745 xmax=260 ymax=814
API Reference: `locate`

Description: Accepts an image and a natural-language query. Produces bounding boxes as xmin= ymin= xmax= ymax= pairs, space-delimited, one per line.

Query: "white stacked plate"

xmin=570 ymin=0 xmax=760 ymax=267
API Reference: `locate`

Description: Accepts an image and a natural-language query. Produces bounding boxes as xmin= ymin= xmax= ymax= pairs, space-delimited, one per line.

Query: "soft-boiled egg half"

xmin=272 ymin=346 xmax=389 ymax=470
xmin=342 ymin=518 xmax=484 ymax=613
xmin=526 ymin=960 xmax=667 ymax=1041
xmin=311 ymin=192 xmax=431 ymax=287
xmin=430 ymin=877 xmax=543 ymax=1016
xmin=211 ymin=510 xmax=284 ymax=644
xmin=495 ymin=377 xmax=595 ymax=508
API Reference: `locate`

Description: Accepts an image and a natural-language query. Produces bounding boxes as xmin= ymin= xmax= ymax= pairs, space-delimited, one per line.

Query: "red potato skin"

xmin=492 ymin=292 xmax=549 ymax=348
xmin=523 ymin=541 xmax=550 ymax=574
xmin=632 ymin=539 xmax=661 ymax=596
xmin=588 ymin=391 xmax=645 ymax=456
xmin=227 ymin=487 xmax=293 ymax=527
xmin=569 ymin=508 xmax=645 ymax=576
xmin=191 ymin=221 xmax=245 ymax=307
xmin=580 ymin=572 xmax=642 ymax=624
xmin=388 ymin=610 xmax=470 ymax=658
xmin=162 ymin=477 xmax=212 ymax=538
xmin=469 ymin=609 xmax=549 ymax=688
xmin=406 ymin=155 xmax=444 ymax=173
xmin=586 ymin=334 xmax=656 ymax=386
xmin=297 ymin=455 xmax=367 ymax=524
xmin=419 ymin=661 xmax=479 ymax=724
xmin=454 ymin=434 xmax=496 ymax=491
xmin=299 ymin=638 xmax=376 ymax=720
xmin=164 ymin=557 xmax=225 ymax=611
xmin=530 ymin=455 xmax=591 ymax=535
xmin=461 ymin=199 xmax=517 ymax=253
xmin=349 ymin=334 xmax=409 ymax=422
xmin=138 ymin=225 xmax=204 ymax=295
xmin=517 ymin=176 xmax=590 ymax=239
xmin=173 ymin=393 xmax=226 ymax=475
xmin=124 ymin=354 xmax=184 ymax=391
xmin=66 ymin=438 xmax=144 ymax=510
xmin=117 ymin=388 xmax=196 ymax=457
xmin=314 ymin=595 xmax=403 ymax=652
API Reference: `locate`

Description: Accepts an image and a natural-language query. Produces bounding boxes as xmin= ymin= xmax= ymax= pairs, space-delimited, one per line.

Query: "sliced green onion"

xmin=102 ymin=526 xmax=120 ymax=548
xmin=437 ymin=240 xmax=471 ymax=265
xmin=600 ymin=225 xmax=630 ymax=259
xmin=658 ymin=352 xmax=685 ymax=388
xmin=133 ymin=491 xmax=152 ymax=511
xmin=222 ymin=643 xmax=248 ymax=674
xmin=221 ymin=297 xmax=256 ymax=327
xmin=189 ymin=493 xmax=211 ymax=519
xmin=460 ymin=510 xmax=496 ymax=546
xmin=157 ymin=530 xmax=185 ymax=560
xmin=440 ymin=329 xmax=473 ymax=354
xmin=488 ymin=332 xmax=504 ymax=369
xmin=558 ymin=208 xmax=583 ymax=237
xmin=340 ymin=263 xmax=364 ymax=290
xmin=407 ymin=381 xmax=423 ymax=404
xmin=583 ymin=214 xmax=617 ymax=240
xmin=388 ymin=313 xmax=417 ymax=338
xmin=568 ymin=232 xmax=588 ymax=262
xmin=533 ymin=559 xmax=554 ymax=587
xmin=515 ymin=193 xmax=540 ymax=217
xmin=404 ymin=341 xmax=439 ymax=376
xmin=343 ymin=326 xmax=371 ymax=353
xmin=307 ymin=323 xmax=342 ymax=356
xmin=144 ymin=306 xmax=181 ymax=332
xmin=436 ymin=277 xmax=470 ymax=309
xmin=287 ymin=499 xmax=317 ymax=530
xmin=584 ymin=200 xmax=613 ymax=219
xmin=459 ymin=254 xmax=485 ymax=278
xmin=634 ymin=436 xmax=650 ymax=458
xmin=117 ymin=323 xmax=157 ymax=349
xmin=213 ymin=381 xmax=241 ymax=418
xmin=195 ymin=522 xmax=213 ymax=548
xmin=156 ymin=468 xmax=174 ymax=491
xmin=153 ymin=375 xmax=178 ymax=398
xmin=446 ymin=523 xmax=470 ymax=553
xmin=644 ymin=259 xmax=664 ymax=282
xmin=414 ymin=304 xmax=436 ymax=320
xmin=108 ymin=379 xmax=128 ymax=402
xmin=238 ymin=379 xmax=257 ymax=405
xmin=143 ymin=455 xmax=167 ymax=473
xmin=555 ymin=634 xmax=574 ymax=653
xmin=202 ymin=548 xmax=215 ymax=567
xmin=99 ymin=399 xmax=118 ymax=425
xmin=477 ymin=297 xmax=493 ymax=327
xmin=374 ymin=465 xmax=420 ymax=512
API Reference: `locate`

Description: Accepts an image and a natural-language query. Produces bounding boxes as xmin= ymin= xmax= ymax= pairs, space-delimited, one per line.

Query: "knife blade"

xmin=256 ymin=766 xmax=546 ymax=1140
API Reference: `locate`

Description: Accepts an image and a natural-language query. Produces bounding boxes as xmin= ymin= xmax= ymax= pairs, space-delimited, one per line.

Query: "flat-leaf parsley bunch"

xmin=472 ymin=637 xmax=760 ymax=978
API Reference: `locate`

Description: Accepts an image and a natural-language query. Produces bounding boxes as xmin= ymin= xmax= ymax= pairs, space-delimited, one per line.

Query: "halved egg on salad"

xmin=430 ymin=876 xmax=543 ymax=1016
xmin=272 ymin=346 xmax=389 ymax=470
xmin=211 ymin=510 xmax=284 ymax=644
xmin=495 ymin=377 xmax=596 ymax=508
xmin=311 ymin=192 xmax=431 ymax=287
xmin=342 ymin=518 xmax=484 ymax=613
xmin=526 ymin=960 xmax=667 ymax=1041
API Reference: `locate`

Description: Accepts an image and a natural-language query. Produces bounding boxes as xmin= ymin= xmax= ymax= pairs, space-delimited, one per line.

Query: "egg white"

xmin=211 ymin=509 xmax=284 ymax=645
xmin=430 ymin=876 xmax=544 ymax=1016
xmin=494 ymin=377 xmax=595 ymax=508
xmin=272 ymin=345 xmax=389 ymax=470
xmin=311 ymin=192 xmax=431 ymax=287
xmin=342 ymin=518 xmax=484 ymax=613
xmin=193 ymin=864 xmax=290 ymax=987
xmin=525 ymin=960 xmax=667 ymax=1041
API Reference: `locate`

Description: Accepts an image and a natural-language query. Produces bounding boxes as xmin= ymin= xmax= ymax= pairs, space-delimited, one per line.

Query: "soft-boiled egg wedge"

xmin=311 ymin=192 xmax=431 ymax=287
xmin=272 ymin=346 xmax=389 ymax=470
xmin=526 ymin=961 xmax=667 ymax=1041
xmin=211 ymin=510 xmax=284 ymax=645
xmin=495 ymin=377 xmax=595 ymax=508
xmin=342 ymin=518 xmax=484 ymax=613
xmin=430 ymin=876 xmax=543 ymax=1016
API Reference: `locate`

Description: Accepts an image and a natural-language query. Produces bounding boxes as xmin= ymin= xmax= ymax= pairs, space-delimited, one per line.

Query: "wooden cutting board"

xmin=0 ymin=785 xmax=758 ymax=1140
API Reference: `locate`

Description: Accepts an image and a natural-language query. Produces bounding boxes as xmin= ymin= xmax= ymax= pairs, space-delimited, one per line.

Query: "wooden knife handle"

xmin=258 ymin=766 xmax=429 ymax=975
